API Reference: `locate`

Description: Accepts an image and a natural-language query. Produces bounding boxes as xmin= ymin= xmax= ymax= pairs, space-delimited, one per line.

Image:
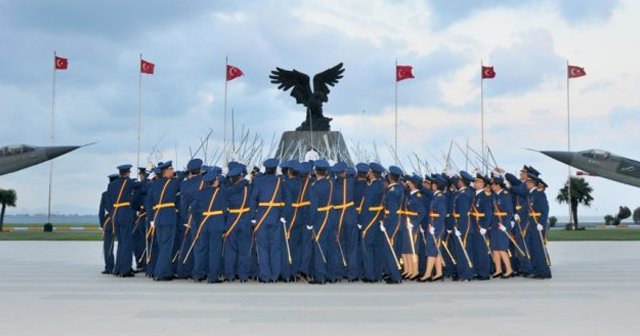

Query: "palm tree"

xmin=0 ymin=189 xmax=17 ymax=233
xmin=556 ymin=177 xmax=594 ymax=230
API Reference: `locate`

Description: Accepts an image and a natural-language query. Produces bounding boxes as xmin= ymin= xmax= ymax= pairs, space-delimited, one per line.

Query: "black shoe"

xmin=428 ymin=275 xmax=444 ymax=282
xmin=309 ymin=280 xmax=326 ymax=285
xmin=501 ymin=272 xmax=513 ymax=279
xmin=386 ymin=279 xmax=402 ymax=284
xmin=476 ymin=276 xmax=491 ymax=281
xmin=154 ymin=276 xmax=173 ymax=281
xmin=491 ymin=272 xmax=503 ymax=278
xmin=121 ymin=272 xmax=135 ymax=278
xmin=101 ymin=270 xmax=112 ymax=275
xmin=208 ymin=279 xmax=223 ymax=284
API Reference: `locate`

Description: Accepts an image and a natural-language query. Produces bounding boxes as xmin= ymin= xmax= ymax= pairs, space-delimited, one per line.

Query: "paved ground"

xmin=0 ymin=241 xmax=638 ymax=336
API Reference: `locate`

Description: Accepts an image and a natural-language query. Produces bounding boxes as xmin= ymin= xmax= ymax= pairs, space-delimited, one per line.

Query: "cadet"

xmin=175 ymin=159 xmax=204 ymax=279
xmin=470 ymin=174 xmax=493 ymax=280
xmin=99 ymin=173 xmax=119 ymax=274
xmin=146 ymin=161 xmax=180 ymax=281
xmin=401 ymin=174 xmax=426 ymax=280
xmin=419 ymin=176 xmax=447 ymax=282
xmin=278 ymin=161 xmax=297 ymax=281
xmin=131 ymin=167 xmax=149 ymax=271
xmin=223 ymin=163 xmax=252 ymax=282
xmin=380 ymin=165 xmax=405 ymax=284
xmin=347 ymin=163 xmax=369 ymax=281
xmin=504 ymin=165 xmax=536 ymax=276
xmin=307 ymin=160 xmax=337 ymax=284
xmin=105 ymin=164 xmax=136 ymax=277
xmin=489 ymin=176 xmax=514 ymax=278
xmin=451 ymin=171 xmax=475 ymax=281
xmin=286 ymin=161 xmax=310 ymax=281
xmin=189 ymin=168 xmax=228 ymax=283
xmin=249 ymin=159 xmax=286 ymax=282
xmin=329 ymin=162 xmax=356 ymax=280
xmin=359 ymin=163 xmax=386 ymax=282
xmin=526 ymin=176 xmax=552 ymax=279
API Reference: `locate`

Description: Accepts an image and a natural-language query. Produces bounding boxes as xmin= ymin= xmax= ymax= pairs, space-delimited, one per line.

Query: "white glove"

xmin=379 ymin=223 xmax=386 ymax=232
xmin=183 ymin=223 xmax=190 ymax=228
xmin=357 ymin=224 xmax=363 ymax=230
xmin=510 ymin=220 xmax=515 ymax=229
xmin=537 ymin=223 xmax=544 ymax=231
xmin=429 ymin=227 xmax=435 ymax=235
xmin=514 ymin=214 xmax=521 ymax=222
xmin=251 ymin=220 xmax=257 ymax=226
xmin=499 ymin=224 xmax=507 ymax=232
xmin=150 ymin=221 xmax=156 ymax=228
xmin=419 ymin=227 xmax=425 ymax=234
xmin=306 ymin=225 xmax=313 ymax=231
xmin=454 ymin=228 xmax=462 ymax=237
xmin=480 ymin=228 xmax=487 ymax=236
xmin=280 ymin=217 xmax=286 ymax=224
xmin=407 ymin=222 xmax=414 ymax=230
xmin=446 ymin=230 xmax=452 ymax=234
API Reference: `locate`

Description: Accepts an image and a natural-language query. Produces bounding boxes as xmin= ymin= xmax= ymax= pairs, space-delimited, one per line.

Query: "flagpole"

xmin=137 ymin=53 xmax=142 ymax=170
xmin=480 ymin=59 xmax=486 ymax=174
xmin=224 ymin=55 xmax=229 ymax=164
xmin=566 ymin=59 xmax=573 ymax=228
xmin=47 ymin=51 xmax=57 ymax=226
xmin=231 ymin=107 xmax=235 ymax=153
xmin=394 ymin=58 xmax=398 ymax=164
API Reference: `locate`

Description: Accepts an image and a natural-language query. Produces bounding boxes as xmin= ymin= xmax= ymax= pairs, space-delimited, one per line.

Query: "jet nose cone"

xmin=44 ymin=146 xmax=80 ymax=160
xmin=541 ymin=151 xmax=574 ymax=165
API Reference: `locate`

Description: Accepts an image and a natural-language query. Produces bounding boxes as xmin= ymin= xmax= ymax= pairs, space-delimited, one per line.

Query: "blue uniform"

xmin=453 ymin=186 xmax=475 ymax=280
xmin=470 ymin=190 xmax=493 ymax=279
xmin=279 ymin=175 xmax=300 ymax=280
xmin=527 ymin=188 xmax=552 ymax=279
xmin=105 ymin=177 xmax=136 ymax=276
xmin=507 ymin=175 xmax=533 ymax=274
xmin=176 ymin=175 xmax=204 ymax=278
xmin=249 ymin=174 xmax=285 ymax=282
xmin=223 ymin=179 xmax=252 ymax=281
xmin=490 ymin=189 xmax=513 ymax=252
xmin=381 ymin=182 xmax=404 ymax=282
xmin=402 ymin=190 xmax=426 ymax=256
xmin=131 ymin=179 xmax=148 ymax=269
xmin=426 ymin=191 xmax=447 ymax=257
xmin=309 ymin=177 xmax=336 ymax=282
xmin=146 ymin=177 xmax=180 ymax=280
xmin=99 ymin=190 xmax=114 ymax=273
xmin=359 ymin=178 xmax=385 ymax=281
xmin=330 ymin=175 xmax=357 ymax=280
xmin=190 ymin=184 xmax=228 ymax=282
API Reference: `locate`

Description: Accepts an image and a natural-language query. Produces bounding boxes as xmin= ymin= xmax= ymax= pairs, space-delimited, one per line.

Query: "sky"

xmin=0 ymin=0 xmax=639 ymax=220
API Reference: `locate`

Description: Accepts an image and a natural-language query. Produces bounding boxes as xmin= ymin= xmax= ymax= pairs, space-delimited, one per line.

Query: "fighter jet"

xmin=0 ymin=144 xmax=89 ymax=176
xmin=538 ymin=149 xmax=640 ymax=188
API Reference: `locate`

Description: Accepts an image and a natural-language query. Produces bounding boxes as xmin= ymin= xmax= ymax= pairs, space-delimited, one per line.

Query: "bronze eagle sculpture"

xmin=269 ymin=63 xmax=345 ymax=131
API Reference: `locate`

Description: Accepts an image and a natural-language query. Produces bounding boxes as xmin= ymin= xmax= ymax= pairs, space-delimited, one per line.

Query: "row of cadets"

xmin=379 ymin=165 xmax=405 ymax=284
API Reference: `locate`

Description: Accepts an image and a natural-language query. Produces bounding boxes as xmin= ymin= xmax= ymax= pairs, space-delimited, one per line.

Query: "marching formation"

xmin=99 ymin=158 xmax=552 ymax=284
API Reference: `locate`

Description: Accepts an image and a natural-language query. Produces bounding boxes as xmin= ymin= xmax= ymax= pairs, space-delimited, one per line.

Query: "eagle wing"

xmin=312 ymin=63 xmax=345 ymax=102
xmin=269 ymin=68 xmax=312 ymax=106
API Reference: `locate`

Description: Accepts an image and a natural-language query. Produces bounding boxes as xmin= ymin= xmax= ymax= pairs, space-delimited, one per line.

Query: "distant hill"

xmin=4 ymin=214 xmax=98 ymax=224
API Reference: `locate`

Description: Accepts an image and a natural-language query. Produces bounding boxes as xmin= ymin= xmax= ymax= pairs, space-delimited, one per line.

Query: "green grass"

xmin=0 ymin=231 xmax=101 ymax=241
xmin=548 ymin=228 xmax=640 ymax=241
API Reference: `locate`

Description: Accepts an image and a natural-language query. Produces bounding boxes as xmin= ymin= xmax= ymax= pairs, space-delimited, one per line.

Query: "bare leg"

xmin=492 ymin=251 xmax=502 ymax=275
xmin=500 ymin=251 xmax=513 ymax=275
xmin=421 ymin=257 xmax=435 ymax=281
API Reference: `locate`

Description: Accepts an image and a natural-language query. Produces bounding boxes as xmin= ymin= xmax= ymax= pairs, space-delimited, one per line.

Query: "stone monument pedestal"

xmin=275 ymin=131 xmax=352 ymax=166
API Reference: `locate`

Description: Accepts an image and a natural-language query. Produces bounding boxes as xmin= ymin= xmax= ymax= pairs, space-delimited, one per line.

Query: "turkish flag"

xmin=54 ymin=56 xmax=68 ymax=70
xmin=568 ymin=65 xmax=586 ymax=78
xmin=226 ymin=65 xmax=244 ymax=81
xmin=396 ymin=65 xmax=414 ymax=82
xmin=481 ymin=66 xmax=495 ymax=79
xmin=140 ymin=59 xmax=155 ymax=74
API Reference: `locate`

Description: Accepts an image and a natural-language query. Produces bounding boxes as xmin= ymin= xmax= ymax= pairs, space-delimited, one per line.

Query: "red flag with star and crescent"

xmin=568 ymin=65 xmax=586 ymax=78
xmin=140 ymin=59 xmax=155 ymax=74
xmin=226 ymin=65 xmax=244 ymax=81
xmin=396 ymin=65 xmax=414 ymax=82
xmin=481 ymin=66 xmax=495 ymax=79
xmin=54 ymin=56 xmax=68 ymax=70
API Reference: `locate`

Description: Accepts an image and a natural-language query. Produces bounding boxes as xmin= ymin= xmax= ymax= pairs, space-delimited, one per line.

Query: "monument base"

xmin=275 ymin=131 xmax=353 ymax=166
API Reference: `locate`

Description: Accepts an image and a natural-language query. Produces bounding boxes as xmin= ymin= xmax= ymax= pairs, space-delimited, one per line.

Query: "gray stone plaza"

xmin=0 ymin=241 xmax=638 ymax=335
